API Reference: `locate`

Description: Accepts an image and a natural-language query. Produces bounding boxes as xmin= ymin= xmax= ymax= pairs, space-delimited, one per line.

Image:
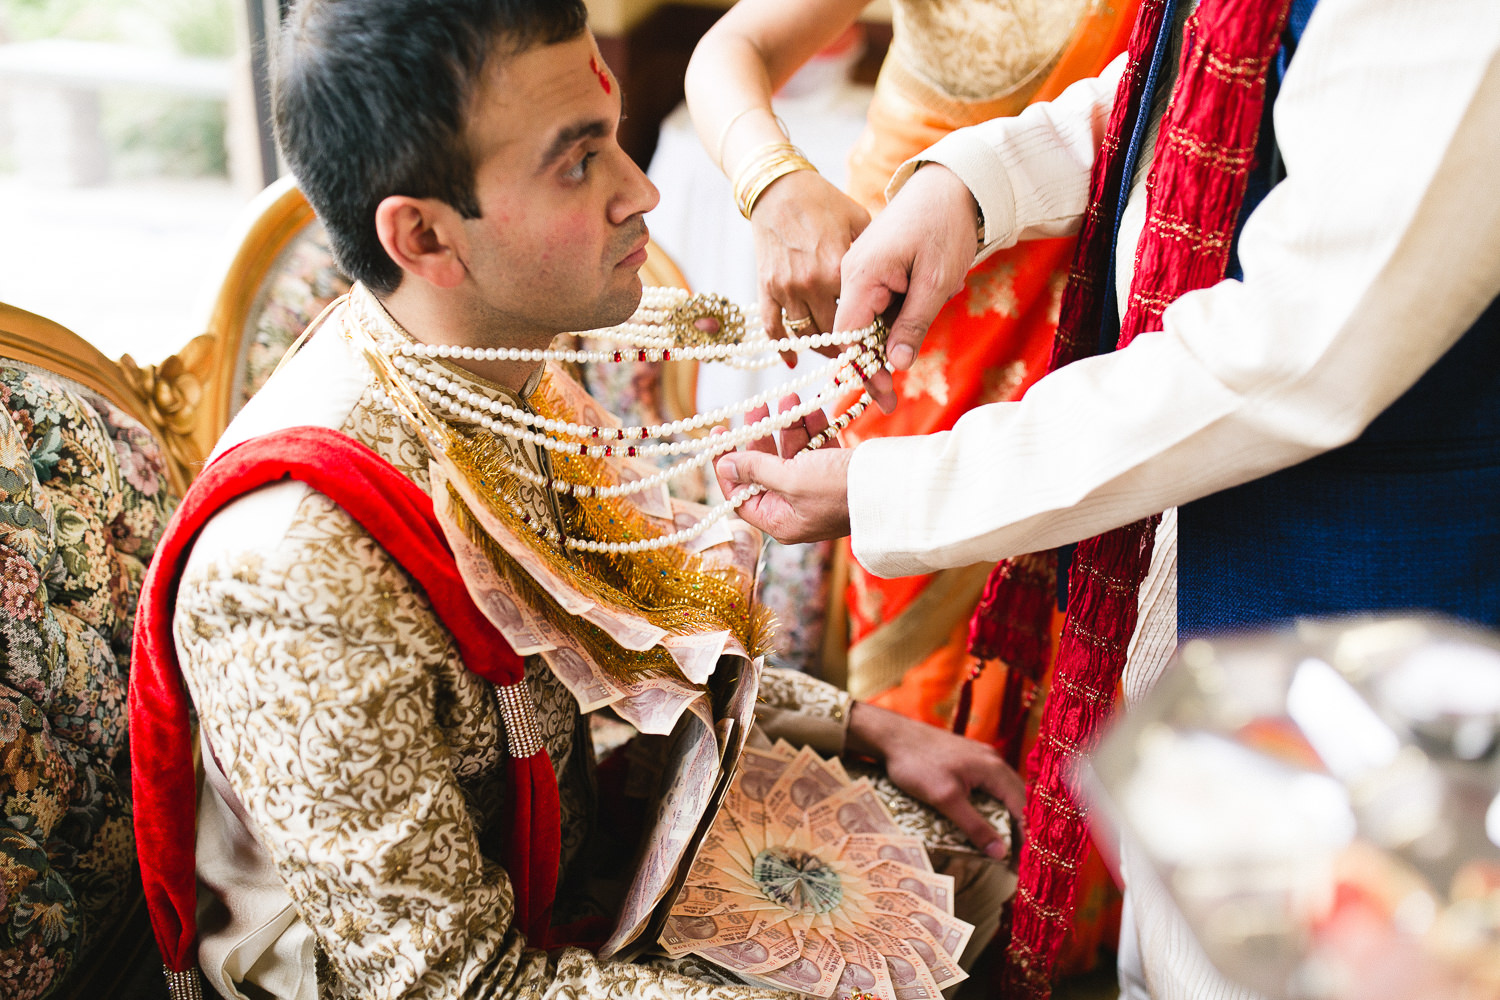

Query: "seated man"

xmin=133 ymin=1 xmax=1025 ymax=997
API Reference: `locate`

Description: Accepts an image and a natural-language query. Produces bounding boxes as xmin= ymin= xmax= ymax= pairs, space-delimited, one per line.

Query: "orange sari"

xmin=837 ymin=0 xmax=1140 ymax=977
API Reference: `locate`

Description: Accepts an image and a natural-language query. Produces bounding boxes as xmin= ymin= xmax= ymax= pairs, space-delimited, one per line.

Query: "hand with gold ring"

xmin=781 ymin=310 xmax=816 ymax=335
xmin=684 ymin=0 xmax=874 ymax=360
xmin=745 ymin=169 xmax=869 ymax=359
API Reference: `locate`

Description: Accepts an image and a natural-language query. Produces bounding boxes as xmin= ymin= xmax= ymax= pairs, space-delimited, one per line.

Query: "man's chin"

xmin=598 ymin=274 xmax=645 ymax=327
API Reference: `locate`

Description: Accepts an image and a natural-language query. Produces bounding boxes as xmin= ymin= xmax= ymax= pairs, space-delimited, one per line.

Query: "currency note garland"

xmin=351 ymin=314 xmax=774 ymax=736
xmin=444 ymin=408 xmax=771 ymax=662
xmin=663 ymin=743 xmax=976 ymax=999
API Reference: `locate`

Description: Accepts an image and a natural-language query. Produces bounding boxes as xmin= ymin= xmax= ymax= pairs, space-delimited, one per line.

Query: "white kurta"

xmin=846 ymin=0 xmax=1500 ymax=997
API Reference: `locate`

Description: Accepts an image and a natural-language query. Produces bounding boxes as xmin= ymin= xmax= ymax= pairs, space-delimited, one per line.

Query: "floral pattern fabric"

xmin=0 ymin=363 xmax=174 ymax=999
xmin=236 ymin=222 xmax=353 ymax=412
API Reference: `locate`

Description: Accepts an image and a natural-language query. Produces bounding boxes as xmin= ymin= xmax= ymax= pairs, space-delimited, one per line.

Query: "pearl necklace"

xmin=392 ymin=341 xmax=879 ymax=458
xmin=394 ymin=290 xmax=867 ymax=367
xmin=412 ymin=354 xmax=873 ymax=500
xmin=358 ymin=291 xmax=884 ymax=554
xmin=395 ymin=327 xmax=860 ymax=369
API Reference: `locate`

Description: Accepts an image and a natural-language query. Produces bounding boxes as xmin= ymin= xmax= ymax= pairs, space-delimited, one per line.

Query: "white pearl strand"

xmin=370 ymin=286 xmax=886 ymax=554
xmin=480 ymin=392 xmax=871 ymax=555
xmin=393 ymin=340 xmax=880 ymax=460
xmin=394 ymin=320 xmax=867 ymax=366
xmin=501 ymin=393 xmax=869 ymax=504
xmin=413 ymin=348 xmax=876 ymax=501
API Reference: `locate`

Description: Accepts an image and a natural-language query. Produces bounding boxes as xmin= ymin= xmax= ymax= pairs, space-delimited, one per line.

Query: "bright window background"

xmin=0 ymin=0 xmax=254 ymax=363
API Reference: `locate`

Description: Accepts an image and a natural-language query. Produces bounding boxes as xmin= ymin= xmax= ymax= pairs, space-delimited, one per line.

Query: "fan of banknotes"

xmin=661 ymin=742 xmax=974 ymax=998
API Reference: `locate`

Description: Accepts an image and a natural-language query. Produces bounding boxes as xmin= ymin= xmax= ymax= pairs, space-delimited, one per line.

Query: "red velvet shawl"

xmin=128 ymin=426 xmax=561 ymax=977
xmin=975 ymin=0 xmax=1295 ymax=995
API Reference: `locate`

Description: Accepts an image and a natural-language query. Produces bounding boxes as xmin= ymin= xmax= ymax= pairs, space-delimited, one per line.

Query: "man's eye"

xmin=565 ymin=151 xmax=598 ymax=181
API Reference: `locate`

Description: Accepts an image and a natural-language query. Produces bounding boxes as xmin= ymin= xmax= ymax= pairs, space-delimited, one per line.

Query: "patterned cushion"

xmin=0 ymin=364 xmax=174 ymax=999
xmin=236 ymin=222 xmax=353 ymax=413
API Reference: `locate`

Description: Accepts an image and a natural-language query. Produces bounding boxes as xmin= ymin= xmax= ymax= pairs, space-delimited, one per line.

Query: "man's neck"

xmin=378 ymin=284 xmax=548 ymax=394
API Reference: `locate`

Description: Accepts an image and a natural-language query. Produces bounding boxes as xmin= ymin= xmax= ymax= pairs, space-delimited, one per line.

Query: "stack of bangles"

xmin=731 ymin=140 xmax=818 ymax=220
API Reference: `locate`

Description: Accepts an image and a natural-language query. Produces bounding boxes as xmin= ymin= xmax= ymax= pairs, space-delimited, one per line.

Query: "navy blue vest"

xmin=1177 ymin=295 xmax=1500 ymax=636
xmin=1171 ymin=0 xmax=1500 ymax=635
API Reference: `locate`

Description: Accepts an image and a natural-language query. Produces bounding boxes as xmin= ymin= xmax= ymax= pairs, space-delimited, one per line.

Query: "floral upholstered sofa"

xmin=0 ymin=179 xmax=353 ymax=998
xmin=0 ymin=310 xmax=177 ymax=999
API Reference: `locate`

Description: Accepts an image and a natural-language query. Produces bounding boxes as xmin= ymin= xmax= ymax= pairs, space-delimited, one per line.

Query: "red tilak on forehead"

xmin=589 ymin=54 xmax=612 ymax=95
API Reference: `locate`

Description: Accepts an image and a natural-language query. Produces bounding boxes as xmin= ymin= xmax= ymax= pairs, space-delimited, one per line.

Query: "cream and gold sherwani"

xmin=175 ymin=285 xmax=1010 ymax=1000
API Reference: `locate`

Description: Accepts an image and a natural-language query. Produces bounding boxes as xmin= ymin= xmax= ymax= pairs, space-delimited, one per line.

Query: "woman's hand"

xmin=750 ymin=170 xmax=870 ymax=346
xmin=847 ymin=700 xmax=1025 ymax=860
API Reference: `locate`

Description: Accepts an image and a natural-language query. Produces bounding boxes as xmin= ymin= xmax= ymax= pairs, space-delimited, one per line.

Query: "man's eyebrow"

xmin=537 ymin=119 xmax=610 ymax=172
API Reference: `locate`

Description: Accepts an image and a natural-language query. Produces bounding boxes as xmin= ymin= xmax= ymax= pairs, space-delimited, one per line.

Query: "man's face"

xmin=457 ymin=32 xmax=658 ymax=343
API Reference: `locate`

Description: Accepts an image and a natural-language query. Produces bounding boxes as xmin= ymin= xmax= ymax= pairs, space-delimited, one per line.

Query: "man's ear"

xmin=374 ymin=195 xmax=468 ymax=289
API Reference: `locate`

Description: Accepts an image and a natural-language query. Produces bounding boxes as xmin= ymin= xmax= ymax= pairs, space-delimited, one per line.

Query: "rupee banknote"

xmin=860 ymin=859 xmax=955 ymax=913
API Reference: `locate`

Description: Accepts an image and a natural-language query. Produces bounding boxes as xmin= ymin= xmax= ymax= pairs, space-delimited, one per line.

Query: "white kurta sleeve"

xmin=850 ymin=0 xmax=1500 ymax=579
xmin=884 ymin=54 xmax=1126 ymax=256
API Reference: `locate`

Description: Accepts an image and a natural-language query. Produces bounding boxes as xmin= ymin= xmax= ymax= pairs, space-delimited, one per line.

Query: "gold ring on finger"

xmin=781 ymin=311 xmax=815 ymax=333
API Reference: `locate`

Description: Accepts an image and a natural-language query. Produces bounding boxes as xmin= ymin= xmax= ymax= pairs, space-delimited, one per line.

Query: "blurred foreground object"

xmin=1087 ymin=615 xmax=1500 ymax=999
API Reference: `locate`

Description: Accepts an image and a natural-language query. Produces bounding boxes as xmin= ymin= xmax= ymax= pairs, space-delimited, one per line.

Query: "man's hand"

xmin=833 ymin=164 xmax=981 ymax=412
xmin=847 ymin=701 xmax=1024 ymax=860
xmin=716 ymin=395 xmax=854 ymax=544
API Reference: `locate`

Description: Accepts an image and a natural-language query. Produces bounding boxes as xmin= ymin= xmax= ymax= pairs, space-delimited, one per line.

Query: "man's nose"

xmin=610 ymin=154 xmax=660 ymax=224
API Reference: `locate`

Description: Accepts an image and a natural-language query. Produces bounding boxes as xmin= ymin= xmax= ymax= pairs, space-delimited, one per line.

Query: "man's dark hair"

xmin=274 ymin=0 xmax=589 ymax=294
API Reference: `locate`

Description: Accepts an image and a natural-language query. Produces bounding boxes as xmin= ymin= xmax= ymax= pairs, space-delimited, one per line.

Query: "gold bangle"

xmin=730 ymin=141 xmax=796 ymax=199
xmin=715 ymin=106 xmax=765 ymax=170
xmin=716 ymin=110 xmax=793 ymax=172
xmin=731 ymin=142 xmax=817 ymax=219
xmin=737 ymin=152 xmax=811 ymax=219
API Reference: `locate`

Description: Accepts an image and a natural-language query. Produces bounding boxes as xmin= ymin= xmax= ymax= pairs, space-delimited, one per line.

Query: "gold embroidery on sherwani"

xmin=176 ymin=376 xmax=790 ymax=999
xmin=757 ymin=668 xmax=851 ymax=727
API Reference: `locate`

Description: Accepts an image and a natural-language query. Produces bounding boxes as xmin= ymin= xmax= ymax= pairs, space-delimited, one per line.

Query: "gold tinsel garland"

xmin=443 ymin=381 xmax=773 ymax=657
xmin=356 ymin=327 xmax=773 ymax=685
